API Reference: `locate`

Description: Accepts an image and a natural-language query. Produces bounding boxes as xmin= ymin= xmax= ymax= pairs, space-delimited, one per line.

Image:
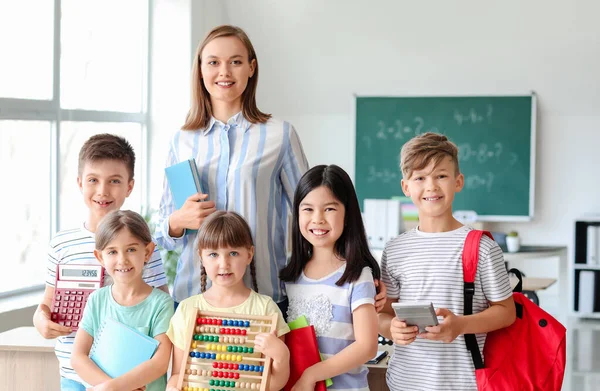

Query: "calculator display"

xmin=62 ymin=268 xmax=98 ymax=278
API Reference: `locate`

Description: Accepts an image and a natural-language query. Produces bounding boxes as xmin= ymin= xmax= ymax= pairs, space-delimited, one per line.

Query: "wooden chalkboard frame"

xmin=352 ymin=93 xmax=537 ymax=222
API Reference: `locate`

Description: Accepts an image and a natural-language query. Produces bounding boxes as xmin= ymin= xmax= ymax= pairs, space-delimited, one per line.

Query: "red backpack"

xmin=462 ymin=230 xmax=567 ymax=391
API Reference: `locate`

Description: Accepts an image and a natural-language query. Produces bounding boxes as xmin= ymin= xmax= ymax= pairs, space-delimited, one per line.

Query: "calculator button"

xmin=75 ymin=309 xmax=80 ymax=314
xmin=74 ymin=315 xmax=80 ymax=320
xmin=62 ymin=308 xmax=67 ymax=314
xmin=68 ymin=309 xmax=74 ymax=314
xmin=56 ymin=295 xmax=61 ymax=301
xmin=76 ymin=296 xmax=83 ymax=302
xmin=65 ymin=321 xmax=71 ymax=327
xmin=73 ymin=322 xmax=79 ymax=327
xmin=77 ymin=291 xmax=83 ymax=295
xmin=69 ymin=302 xmax=75 ymax=308
xmin=67 ymin=315 xmax=72 ymax=320
xmin=76 ymin=303 xmax=81 ymax=308
xmin=51 ymin=314 xmax=58 ymax=321
xmin=69 ymin=295 xmax=75 ymax=301
xmin=65 ymin=291 xmax=70 ymax=294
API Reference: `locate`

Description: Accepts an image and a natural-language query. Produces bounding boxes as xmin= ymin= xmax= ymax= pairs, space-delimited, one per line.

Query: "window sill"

xmin=0 ymin=288 xmax=43 ymax=314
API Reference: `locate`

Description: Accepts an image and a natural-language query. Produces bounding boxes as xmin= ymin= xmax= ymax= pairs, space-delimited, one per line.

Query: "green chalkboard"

xmin=355 ymin=95 xmax=535 ymax=220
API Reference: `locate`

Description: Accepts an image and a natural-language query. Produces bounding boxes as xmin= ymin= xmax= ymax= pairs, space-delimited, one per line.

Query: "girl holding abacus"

xmin=166 ymin=211 xmax=290 ymax=391
xmin=280 ymin=165 xmax=381 ymax=391
xmin=71 ymin=210 xmax=174 ymax=391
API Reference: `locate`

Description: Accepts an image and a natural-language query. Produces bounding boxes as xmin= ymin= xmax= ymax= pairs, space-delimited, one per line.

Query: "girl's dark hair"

xmin=280 ymin=165 xmax=381 ymax=285
xmin=196 ymin=211 xmax=258 ymax=293
xmin=95 ymin=210 xmax=152 ymax=251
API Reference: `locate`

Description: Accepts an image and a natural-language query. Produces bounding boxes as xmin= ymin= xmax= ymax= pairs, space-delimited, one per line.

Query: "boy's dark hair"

xmin=400 ymin=132 xmax=460 ymax=179
xmin=196 ymin=211 xmax=258 ymax=293
xmin=78 ymin=133 xmax=135 ymax=179
xmin=95 ymin=210 xmax=152 ymax=251
xmin=280 ymin=165 xmax=381 ymax=286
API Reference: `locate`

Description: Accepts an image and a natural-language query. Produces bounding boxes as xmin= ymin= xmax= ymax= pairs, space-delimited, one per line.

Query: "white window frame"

xmin=0 ymin=0 xmax=152 ymax=298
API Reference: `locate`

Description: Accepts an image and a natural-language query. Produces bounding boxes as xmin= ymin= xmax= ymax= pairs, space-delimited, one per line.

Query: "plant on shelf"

xmin=506 ymin=231 xmax=520 ymax=253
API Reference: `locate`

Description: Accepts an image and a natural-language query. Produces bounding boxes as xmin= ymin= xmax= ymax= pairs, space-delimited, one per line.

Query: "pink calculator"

xmin=51 ymin=264 xmax=104 ymax=330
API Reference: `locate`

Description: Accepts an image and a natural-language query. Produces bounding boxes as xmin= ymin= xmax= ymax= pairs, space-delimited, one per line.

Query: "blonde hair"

xmin=197 ymin=211 xmax=258 ymax=293
xmin=95 ymin=210 xmax=152 ymax=251
xmin=400 ymin=132 xmax=460 ymax=179
xmin=182 ymin=25 xmax=271 ymax=131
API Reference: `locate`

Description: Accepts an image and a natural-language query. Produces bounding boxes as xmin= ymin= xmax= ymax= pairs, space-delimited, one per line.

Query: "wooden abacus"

xmin=177 ymin=310 xmax=278 ymax=391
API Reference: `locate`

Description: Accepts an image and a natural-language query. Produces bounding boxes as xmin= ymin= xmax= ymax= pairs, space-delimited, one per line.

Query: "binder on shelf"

xmin=90 ymin=317 xmax=159 ymax=378
xmin=385 ymin=199 xmax=404 ymax=244
xmin=587 ymin=225 xmax=599 ymax=265
xmin=364 ymin=199 xmax=385 ymax=249
xmin=578 ymin=271 xmax=596 ymax=314
xmin=364 ymin=199 xmax=405 ymax=250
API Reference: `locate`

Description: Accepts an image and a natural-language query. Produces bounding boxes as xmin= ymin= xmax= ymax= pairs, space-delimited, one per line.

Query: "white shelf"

xmin=572 ymin=312 xmax=600 ymax=319
xmin=574 ymin=264 xmax=600 ymax=271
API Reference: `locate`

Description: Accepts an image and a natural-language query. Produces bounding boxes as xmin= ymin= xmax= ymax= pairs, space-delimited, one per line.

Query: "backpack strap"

xmin=462 ymin=230 xmax=494 ymax=370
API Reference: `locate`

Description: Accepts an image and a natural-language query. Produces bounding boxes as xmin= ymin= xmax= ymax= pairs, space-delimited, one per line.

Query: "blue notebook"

xmin=89 ymin=317 xmax=159 ymax=378
xmin=165 ymin=158 xmax=203 ymax=209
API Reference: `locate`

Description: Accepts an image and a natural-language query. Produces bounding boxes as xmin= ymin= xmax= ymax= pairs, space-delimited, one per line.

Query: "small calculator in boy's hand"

xmin=392 ymin=302 xmax=439 ymax=333
xmin=51 ymin=264 xmax=104 ymax=330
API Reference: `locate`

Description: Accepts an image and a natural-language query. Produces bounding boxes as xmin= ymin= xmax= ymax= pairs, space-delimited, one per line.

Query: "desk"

xmin=503 ymin=246 xmax=568 ymax=319
xmin=366 ymin=345 xmax=393 ymax=391
xmin=0 ymin=327 xmax=60 ymax=390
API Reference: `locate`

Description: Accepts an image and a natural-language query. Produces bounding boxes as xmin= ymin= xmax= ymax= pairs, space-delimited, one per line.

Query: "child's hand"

xmin=253 ymin=331 xmax=289 ymax=363
xmin=420 ymin=308 xmax=464 ymax=343
xmin=85 ymin=382 xmax=116 ymax=391
xmin=374 ymin=279 xmax=387 ymax=313
xmin=36 ymin=304 xmax=73 ymax=338
xmin=290 ymin=372 xmax=316 ymax=391
xmin=390 ymin=317 xmax=418 ymax=345
xmin=86 ymin=384 xmax=145 ymax=391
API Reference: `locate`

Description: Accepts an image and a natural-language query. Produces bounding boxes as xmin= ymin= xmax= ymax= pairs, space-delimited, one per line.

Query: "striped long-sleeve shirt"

xmin=155 ymin=113 xmax=309 ymax=303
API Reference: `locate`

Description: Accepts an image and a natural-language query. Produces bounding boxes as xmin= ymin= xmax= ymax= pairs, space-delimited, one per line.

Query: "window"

xmin=0 ymin=0 xmax=149 ymax=296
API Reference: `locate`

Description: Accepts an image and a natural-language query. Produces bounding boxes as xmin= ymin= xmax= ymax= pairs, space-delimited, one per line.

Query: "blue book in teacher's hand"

xmin=89 ymin=317 xmax=159 ymax=378
xmin=165 ymin=158 xmax=203 ymax=209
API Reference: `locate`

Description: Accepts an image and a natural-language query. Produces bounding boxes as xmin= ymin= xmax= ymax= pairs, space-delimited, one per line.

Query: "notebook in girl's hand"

xmin=90 ymin=317 xmax=159 ymax=378
xmin=165 ymin=158 xmax=203 ymax=209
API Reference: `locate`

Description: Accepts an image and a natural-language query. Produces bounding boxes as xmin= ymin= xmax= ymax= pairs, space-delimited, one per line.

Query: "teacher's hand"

xmin=169 ymin=193 xmax=216 ymax=237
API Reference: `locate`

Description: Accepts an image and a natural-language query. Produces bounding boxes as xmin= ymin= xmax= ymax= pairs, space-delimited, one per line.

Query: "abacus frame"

xmin=177 ymin=310 xmax=278 ymax=391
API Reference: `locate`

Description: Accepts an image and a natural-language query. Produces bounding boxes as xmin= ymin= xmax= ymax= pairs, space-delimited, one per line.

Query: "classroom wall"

xmin=176 ymin=0 xmax=600 ymax=248
xmin=147 ymin=0 xmax=600 ymax=314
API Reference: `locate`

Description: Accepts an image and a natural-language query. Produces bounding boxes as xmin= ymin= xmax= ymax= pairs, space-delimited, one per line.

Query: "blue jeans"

xmin=60 ymin=377 xmax=86 ymax=391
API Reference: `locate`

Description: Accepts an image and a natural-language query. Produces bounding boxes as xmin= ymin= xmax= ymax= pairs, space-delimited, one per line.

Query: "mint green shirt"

xmin=80 ymin=286 xmax=174 ymax=391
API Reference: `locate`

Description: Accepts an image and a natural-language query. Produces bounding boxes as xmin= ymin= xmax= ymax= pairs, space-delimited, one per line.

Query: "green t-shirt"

xmin=80 ymin=286 xmax=174 ymax=391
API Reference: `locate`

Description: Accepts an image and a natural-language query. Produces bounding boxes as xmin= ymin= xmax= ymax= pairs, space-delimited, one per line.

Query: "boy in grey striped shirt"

xmin=378 ymin=133 xmax=515 ymax=391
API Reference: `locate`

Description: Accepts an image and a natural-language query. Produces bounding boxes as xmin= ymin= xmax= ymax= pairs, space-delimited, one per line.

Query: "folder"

xmin=165 ymin=158 xmax=203 ymax=209
xmin=284 ymin=325 xmax=327 ymax=391
xmin=578 ymin=271 xmax=595 ymax=314
xmin=90 ymin=317 xmax=159 ymax=378
xmin=587 ymin=225 xmax=599 ymax=265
